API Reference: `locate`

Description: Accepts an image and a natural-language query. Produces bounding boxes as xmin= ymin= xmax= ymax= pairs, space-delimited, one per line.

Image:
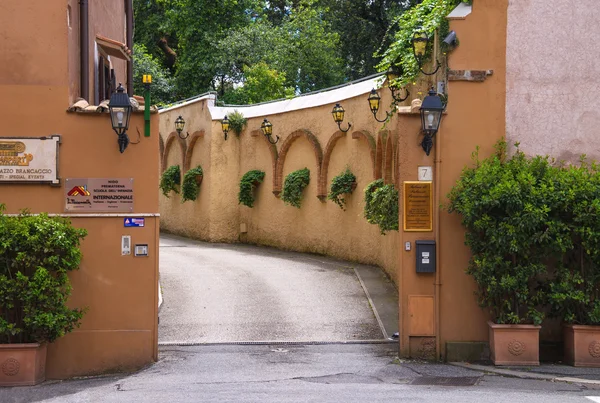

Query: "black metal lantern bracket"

xmin=221 ymin=115 xmax=230 ymax=141
xmin=331 ymin=103 xmax=352 ymax=133
xmin=385 ymin=66 xmax=410 ymax=103
xmin=174 ymin=115 xmax=190 ymax=139
xmin=108 ymin=83 xmax=133 ymax=153
xmin=368 ymin=89 xmax=394 ymax=123
xmin=261 ymin=118 xmax=279 ymax=144
xmin=419 ymin=87 xmax=445 ymax=156
xmin=412 ymin=31 xmax=441 ymax=76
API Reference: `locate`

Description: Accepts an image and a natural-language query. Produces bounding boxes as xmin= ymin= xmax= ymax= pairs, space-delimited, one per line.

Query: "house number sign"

xmin=0 ymin=136 xmax=61 ymax=185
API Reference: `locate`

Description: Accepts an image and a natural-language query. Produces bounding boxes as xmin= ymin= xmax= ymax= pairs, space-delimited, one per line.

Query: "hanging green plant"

xmin=228 ymin=110 xmax=247 ymax=136
xmin=282 ymin=168 xmax=310 ymax=208
xmin=181 ymin=165 xmax=204 ymax=203
xmin=364 ymin=179 xmax=399 ymax=234
xmin=376 ymin=0 xmax=462 ymax=88
xmin=328 ymin=168 xmax=357 ymax=210
xmin=239 ymin=170 xmax=266 ymax=208
xmin=160 ymin=165 xmax=181 ymax=197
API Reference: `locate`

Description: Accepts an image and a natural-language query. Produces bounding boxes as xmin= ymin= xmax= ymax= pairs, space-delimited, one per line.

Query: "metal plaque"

xmin=0 ymin=136 xmax=60 ymax=185
xmin=403 ymin=181 xmax=433 ymax=232
xmin=65 ymin=178 xmax=134 ymax=212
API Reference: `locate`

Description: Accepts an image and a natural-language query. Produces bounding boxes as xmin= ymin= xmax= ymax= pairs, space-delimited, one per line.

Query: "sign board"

xmin=124 ymin=217 xmax=145 ymax=227
xmin=403 ymin=181 xmax=433 ymax=231
xmin=0 ymin=136 xmax=60 ymax=184
xmin=65 ymin=178 xmax=134 ymax=212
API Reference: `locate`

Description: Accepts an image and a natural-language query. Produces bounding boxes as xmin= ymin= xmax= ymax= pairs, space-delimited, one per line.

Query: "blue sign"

xmin=124 ymin=217 xmax=145 ymax=227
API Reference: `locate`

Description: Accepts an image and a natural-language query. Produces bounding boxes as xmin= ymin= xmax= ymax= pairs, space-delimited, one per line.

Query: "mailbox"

xmin=416 ymin=240 xmax=436 ymax=273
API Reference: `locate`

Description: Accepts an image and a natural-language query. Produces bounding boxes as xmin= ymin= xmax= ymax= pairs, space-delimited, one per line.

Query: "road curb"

xmin=449 ymin=362 xmax=600 ymax=385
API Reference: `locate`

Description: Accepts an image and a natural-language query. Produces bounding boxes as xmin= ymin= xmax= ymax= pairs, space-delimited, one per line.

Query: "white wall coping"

xmin=209 ymin=74 xmax=385 ymax=120
xmin=447 ymin=2 xmax=472 ymax=19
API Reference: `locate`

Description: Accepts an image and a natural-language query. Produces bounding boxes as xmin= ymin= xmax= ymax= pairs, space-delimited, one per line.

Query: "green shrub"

xmin=364 ymin=179 xmax=399 ymax=234
xmin=228 ymin=110 xmax=247 ymax=136
xmin=282 ymin=168 xmax=310 ymax=208
xmin=181 ymin=166 xmax=203 ymax=203
xmin=446 ymin=140 xmax=559 ymax=325
xmin=328 ymin=168 xmax=357 ymax=210
xmin=545 ymin=158 xmax=600 ymax=325
xmin=239 ymin=170 xmax=266 ymax=208
xmin=160 ymin=165 xmax=181 ymax=197
xmin=0 ymin=205 xmax=87 ymax=343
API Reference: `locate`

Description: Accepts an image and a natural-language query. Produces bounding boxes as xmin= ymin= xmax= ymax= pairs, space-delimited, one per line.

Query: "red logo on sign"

xmin=67 ymin=186 xmax=90 ymax=196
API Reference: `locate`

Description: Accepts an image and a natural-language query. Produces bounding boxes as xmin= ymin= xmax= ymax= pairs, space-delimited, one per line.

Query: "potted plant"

xmin=363 ymin=179 xmax=398 ymax=234
xmin=446 ymin=141 xmax=555 ymax=365
xmin=328 ymin=168 xmax=357 ymax=211
xmin=228 ymin=110 xmax=247 ymax=137
xmin=239 ymin=170 xmax=265 ymax=208
xmin=160 ymin=165 xmax=181 ymax=197
xmin=281 ymin=168 xmax=310 ymax=208
xmin=181 ymin=165 xmax=203 ymax=203
xmin=0 ymin=206 xmax=87 ymax=385
xmin=547 ymin=159 xmax=600 ymax=367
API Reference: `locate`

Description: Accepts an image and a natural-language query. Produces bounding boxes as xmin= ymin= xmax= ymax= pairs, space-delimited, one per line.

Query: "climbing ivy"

xmin=376 ymin=0 xmax=464 ymax=88
xmin=181 ymin=165 xmax=203 ymax=203
xmin=328 ymin=168 xmax=357 ymax=210
xmin=239 ymin=170 xmax=265 ymax=208
xmin=282 ymin=168 xmax=310 ymax=208
xmin=363 ymin=179 xmax=399 ymax=234
xmin=160 ymin=165 xmax=181 ymax=197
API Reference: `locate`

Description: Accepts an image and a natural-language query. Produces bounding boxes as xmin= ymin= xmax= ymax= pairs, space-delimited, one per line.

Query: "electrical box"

xmin=416 ymin=240 xmax=435 ymax=273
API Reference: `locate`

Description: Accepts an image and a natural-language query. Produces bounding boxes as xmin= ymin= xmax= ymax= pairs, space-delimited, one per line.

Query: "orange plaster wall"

xmin=159 ymin=89 xmax=401 ymax=284
xmin=0 ymin=0 xmax=159 ymax=379
xmin=437 ymin=0 xmax=509 ymax=353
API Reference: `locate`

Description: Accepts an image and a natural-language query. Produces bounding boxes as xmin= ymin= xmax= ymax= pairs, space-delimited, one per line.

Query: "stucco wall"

xmin=1 ymin=0 xmax=159 ymax=379
xmin=159 ymin=90 xmax=400 ymax=284
xmin=506 ymin=0 xmax=600 ymax=162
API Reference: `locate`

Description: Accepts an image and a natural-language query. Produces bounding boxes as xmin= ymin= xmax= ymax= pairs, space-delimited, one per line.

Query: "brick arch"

xmin=183 ymin=130 xmax=205 ymax=171
xmin=273 ymin=129 xmax=323 ymax=197
xmin=318 ymin=130 xmax=346 ymax=200
xmin=250 ymin=129 xmax=278 ymax=186
xmin=375 ymin=130 xmax=389 ymax=180
xmin=159 ymin=133 xmax=165 ymax=161
xmin=384 ymin=132 xmax=396 ymax=184
xmin=351 ymin=130 xmax=377 ymax=180
xmin=162 ymin=132 xmax=187 ymax=173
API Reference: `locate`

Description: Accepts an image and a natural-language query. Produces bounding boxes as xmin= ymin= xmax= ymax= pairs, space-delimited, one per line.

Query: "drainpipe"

xmin=125 ymin=0 xmax=133 ymax=95
xmin=80 ymin=0 xmax=89 ymax=101
xmin=433 ymin=30 xmax=442 ymax=361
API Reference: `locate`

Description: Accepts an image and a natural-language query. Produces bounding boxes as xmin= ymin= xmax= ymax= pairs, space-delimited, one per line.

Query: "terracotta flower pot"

xmin=350 ymin=181 xmax=357 ymax=192
xmin=488 ymin=321 xmax=541 ymax=366
xmin=564 ymin=324 xmax=600 ymax=367
xmin=0 ymin=343 xmax=47 ymax=386
xmin=195 ymin=174 xmax=203 ymax=186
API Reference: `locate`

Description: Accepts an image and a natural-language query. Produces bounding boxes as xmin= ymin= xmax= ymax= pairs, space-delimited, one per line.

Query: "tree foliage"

xmin=132 ymin=44 xmax=174 ymax=104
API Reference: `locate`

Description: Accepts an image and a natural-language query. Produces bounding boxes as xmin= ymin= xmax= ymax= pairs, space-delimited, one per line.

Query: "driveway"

xmin=158 ymin=234 xmax=398 ymax=344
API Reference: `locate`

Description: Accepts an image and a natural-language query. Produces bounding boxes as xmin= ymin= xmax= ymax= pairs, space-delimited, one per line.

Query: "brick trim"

xmin=183 ymin=130 xmax=205 ymax=171
xmin=384 ymin=132 xmax=396 ymax=185
xmin=351 ymin=130 xmax=377 ymax=180
xmin=162 ymin=132 xmax=187 ymax=173
xmin=273 ymin=129 xmax=323 ymax=197
xmin=251 ymin=129 xmax=279 ymax=193
xmin=375 ymin=130 xmax=388 ymax=180
xmin=318 ymin=130 xmax=347 ymax=200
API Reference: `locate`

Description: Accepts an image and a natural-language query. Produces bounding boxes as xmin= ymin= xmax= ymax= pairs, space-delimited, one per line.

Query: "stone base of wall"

xmin=445 ymin=342 xmax=490 ymax=362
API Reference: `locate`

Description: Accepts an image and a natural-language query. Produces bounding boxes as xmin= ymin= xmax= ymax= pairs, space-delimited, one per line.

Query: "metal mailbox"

xmin=416 ymin=240 xmax=436 ymax=273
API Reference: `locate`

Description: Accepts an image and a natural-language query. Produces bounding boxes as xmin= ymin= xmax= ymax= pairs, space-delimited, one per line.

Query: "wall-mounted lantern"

xmin=368 ymin=89 xmax=392 ymax=123
xmin=108 ymin=83 xmax=132 ymax=153
xmin=174 ymin=115 xmax=189 ymax=139
xmin=261 ymin=118 xmax=279 ymax=144
xmin=419 ymin=88 xmax=444 ymax=156
xmin=331 ymin=103 xmax=352 ymax=132
xmin=411 ymin=31 xmax=441 ymax=76
xmin=221 ymin=115 xmax=230 ymax=140
xmin=386 ymin=66 xmax=410 ymax=103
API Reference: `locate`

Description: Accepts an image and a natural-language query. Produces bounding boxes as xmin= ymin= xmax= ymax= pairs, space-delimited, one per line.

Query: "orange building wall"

xmin=0 ymin=0 xmax=159 ymax=378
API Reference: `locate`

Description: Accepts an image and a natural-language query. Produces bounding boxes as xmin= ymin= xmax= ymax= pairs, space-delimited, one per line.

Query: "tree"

xmin=132 ymin=44 xmax=174 ymax=105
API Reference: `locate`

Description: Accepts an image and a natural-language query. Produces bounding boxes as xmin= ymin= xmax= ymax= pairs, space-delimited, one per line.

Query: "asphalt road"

xmin=3 ymin=344 xmax=600 ymax=403
xmin=158 ymin=234 xmax=392 ymax=343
